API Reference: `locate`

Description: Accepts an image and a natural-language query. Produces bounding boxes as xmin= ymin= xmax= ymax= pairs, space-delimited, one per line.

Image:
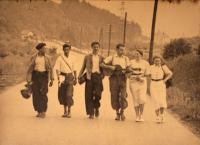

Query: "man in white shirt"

xmin=101 ymin=43 xmax=130 ymax=121
xmin=54 ymin=43 xmax=77 ymax=118
xmin=78 ymin=42 xmax=104 ymax=119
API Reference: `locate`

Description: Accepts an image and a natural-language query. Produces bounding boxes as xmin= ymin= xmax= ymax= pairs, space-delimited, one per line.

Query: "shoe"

xmin=40 ymin=112 xmax=46 ymax=118
xmin=89 ymin=114 xmax=94 ymax=119
xmin=95 ymin=109 xmax=99 ymax=118
xmin=135 ymin=116 xmax=140 ymax=122
xmin=120 ymin=112 xmax=126 ymax=121
xmin=62 ymin=113 xmax=68 ymax=118
xmin=36 ymin=113 xmax=41 ymax=117
xmin=139 ymin=116 xmax=144 ymax=122
xmin=156 ymin=116 xmax=161 ymax=123
xmin=160 ymin=114 xmax=164 ymax=123
xmin=67 ymin=112 xmax=71 ymax=118
xmin=115 ymin=113 xmax=120 ymax=121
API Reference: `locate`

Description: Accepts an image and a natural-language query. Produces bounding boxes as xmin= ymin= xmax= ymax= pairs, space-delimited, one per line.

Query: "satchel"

xmin=161 ymin=65 xmax=173 ymax=88
xmin=58 ymin=83 xmax=66 ymax=105
xmin=78 ymin=73 xmax=87 ymax=85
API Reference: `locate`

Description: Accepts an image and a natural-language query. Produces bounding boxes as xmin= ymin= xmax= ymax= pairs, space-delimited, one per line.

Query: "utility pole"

xmin=108 ymin=24 xmax=112 ymax=56
xmin=79 ymin=26 xmax=83 ymax=49
xmin=123 ymin=12 xmax=127 ymax=45
xmin=149 ymin=0 xmax=158 ymax=64
xmin=99 ymin=27 xmax=104 ymax=55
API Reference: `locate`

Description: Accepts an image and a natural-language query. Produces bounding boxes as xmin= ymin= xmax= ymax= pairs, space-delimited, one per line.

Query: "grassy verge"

xmin=166 ymin=54 xmax=200 ymax=137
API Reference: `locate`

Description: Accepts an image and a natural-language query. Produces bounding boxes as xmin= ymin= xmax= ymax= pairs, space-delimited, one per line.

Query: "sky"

xmin=87 ymin=0 xmax=200 ymax=39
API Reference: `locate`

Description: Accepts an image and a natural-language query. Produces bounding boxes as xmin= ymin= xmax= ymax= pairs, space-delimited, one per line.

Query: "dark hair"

xmin=116 ymin=43 xmax=125 ymax=49
xmin=136 ymin=49 xmax=143 ymax=56
xmin=63 ymin=43 xmax=71 ymax=50
xmin=153 ymin=55 xmax=165 ymax=65
xmin=36 ymin=42 xmax=46 ymax=50
xmin=91 ymin=41 xmax=100 ymax=48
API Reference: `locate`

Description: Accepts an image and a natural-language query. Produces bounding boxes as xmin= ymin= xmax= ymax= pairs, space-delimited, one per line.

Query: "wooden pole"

xmin=108 ymin=24 xmax=112 ymax=56
xmin=149 ymin=0 xmax=158 ymax=64
xmin=123 ymin=12 xmax=127 ymax=45
xmin=99 ymin=27 xmax=104 ymax=55
xmin=79 ymin=27 xmax=82 ymax=49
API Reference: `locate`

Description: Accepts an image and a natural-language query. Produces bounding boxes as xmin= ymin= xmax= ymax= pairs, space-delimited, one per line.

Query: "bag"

xmin=58 ymin=83 xmax=66 ymax=105
xmin=165 ymin=78 xmax=173 ymax=88
xmin=78 ymin=73 xmax=87 ymax=85
xmin=161 ymin=65 xmax=173 ymax=88
xmin=20 ymin=83 xmax=32 ymax=99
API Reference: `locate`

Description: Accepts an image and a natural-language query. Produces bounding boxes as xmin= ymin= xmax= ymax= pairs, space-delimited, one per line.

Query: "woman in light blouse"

xmin=148 ymin=56 xmax=173 ymax=123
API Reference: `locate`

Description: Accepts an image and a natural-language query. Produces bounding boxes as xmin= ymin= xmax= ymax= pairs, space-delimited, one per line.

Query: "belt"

xmin=151 ymin=79 xmax=163 ymax=81
xmin=33 ymin=70 xmax=47 ymax=74
xmin=131 ymin=73 xmax=142 ymax=76
xmin=60 ymin=72 xmax=73 ymax=76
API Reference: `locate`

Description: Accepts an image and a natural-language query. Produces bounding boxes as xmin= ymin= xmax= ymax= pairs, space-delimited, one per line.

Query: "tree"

xmin=149 ymin=0 xmax=199 ymax=64
xmin=163 ymin=38 xmax=192 ymax=59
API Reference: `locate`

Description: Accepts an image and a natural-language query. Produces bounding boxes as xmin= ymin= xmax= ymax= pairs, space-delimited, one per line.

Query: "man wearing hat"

xmin=78 ymin=42 xmax=104 ymax=119
xmin=54 ymin=43 xmax=77 ymax=118
xmin=26 ymin=42 xmax=54 ymax=118
xmin=101 ymin=43 xmax=130 ymax=121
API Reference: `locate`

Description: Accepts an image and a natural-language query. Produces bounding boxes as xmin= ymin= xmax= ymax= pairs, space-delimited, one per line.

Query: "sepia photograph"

xmin=0 ymin=0 xmax=200 ymax=145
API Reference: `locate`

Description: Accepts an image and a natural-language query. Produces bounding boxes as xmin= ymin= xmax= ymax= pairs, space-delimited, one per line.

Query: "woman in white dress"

xmin=148 ymin=56 xmax=173 ymax=123
xmin=128 ymin=50 xmax=149 ymax=122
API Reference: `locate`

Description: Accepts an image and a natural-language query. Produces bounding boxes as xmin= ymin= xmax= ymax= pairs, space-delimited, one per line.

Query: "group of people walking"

xmin=26 ymin=41 xmax=172 ymax=123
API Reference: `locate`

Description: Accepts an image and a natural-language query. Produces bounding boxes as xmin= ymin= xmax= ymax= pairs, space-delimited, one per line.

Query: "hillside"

xmin=0 ymin=0 xmax=142 ymax=49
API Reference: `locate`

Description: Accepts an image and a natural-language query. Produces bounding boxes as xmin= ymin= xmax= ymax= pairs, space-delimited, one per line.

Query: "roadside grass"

xmin=166 ymin=54 xmax=200 ymax=136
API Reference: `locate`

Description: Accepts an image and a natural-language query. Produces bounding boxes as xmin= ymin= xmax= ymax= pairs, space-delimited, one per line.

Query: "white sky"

xmin=87 ymin=0 xmax=200 ymax=38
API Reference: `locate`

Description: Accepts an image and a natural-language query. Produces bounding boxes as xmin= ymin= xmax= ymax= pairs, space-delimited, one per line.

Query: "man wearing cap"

xmin=78 ymin=42 xmax=104 ymax=119
xmin=128 ymin=49 xmax=149 ymax=122
xmin=26 ymin=42 xmax=54 ymax=118
xmin=54 ymin=43 xmax=77 ymax=118
xmin=101 ymin=43 xmax=130 ymax=121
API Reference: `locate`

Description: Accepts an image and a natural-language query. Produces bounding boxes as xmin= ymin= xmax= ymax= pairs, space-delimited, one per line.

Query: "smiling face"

xmin=92 ymin=43 xmax=100 ymax=55
xmin=116 ymin=46 xmax=125 ymax=56
xmin=63 ymin=46 xmax=71 ymax=56
xmin=154 ymin=57 xmax=162 ymax=66
xmin=134 ymin=50 xmax=142 ymax=60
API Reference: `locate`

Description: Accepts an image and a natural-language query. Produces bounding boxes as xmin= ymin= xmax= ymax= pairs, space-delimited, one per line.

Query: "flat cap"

xmin=36 ymin=42 xmax=46 ymax=50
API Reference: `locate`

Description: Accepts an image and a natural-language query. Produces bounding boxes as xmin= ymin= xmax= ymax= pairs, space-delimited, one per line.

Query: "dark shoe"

xmin=36 ymin=113 xmax=41 ymax=117
xmin=95 ymin=109 xmax=99 ymax=118
xmin=89 ymin=114 xmax=94 ymax=119
xmin=120 ymin=112 xmax=126 ymax=121
xmin=67 ymin=112 xmax=71 ymax=118
xmin=40 ymin=112 xmax=46 ymax=118
xmin=62 ymin=113 xmax=68 ymax=118
xmin=115 ymin=113 xmax=120 ymax=121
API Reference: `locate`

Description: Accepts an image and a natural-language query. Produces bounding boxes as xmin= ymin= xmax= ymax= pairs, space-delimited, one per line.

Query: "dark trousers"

xmin=58 ymin=73 xmax=74 ymax=107
xmin=109 ymin=74 xmax=128 ymax=110
xmin=32 ymin=71 xmax=48 ymax=113
xmin=85 ymin=73 xmax=103 ymax=115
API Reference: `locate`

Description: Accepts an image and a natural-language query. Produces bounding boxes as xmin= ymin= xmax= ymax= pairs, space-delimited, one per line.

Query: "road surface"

xmin=0 ymin=51 xmax=200 ymax=145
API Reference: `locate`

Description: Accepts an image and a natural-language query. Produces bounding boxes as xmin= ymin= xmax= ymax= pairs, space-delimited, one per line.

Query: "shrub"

xmin=163 ymin=38 xmax=192 ymax=60
xmin=197 ymin=44 xmax=200 ymax=56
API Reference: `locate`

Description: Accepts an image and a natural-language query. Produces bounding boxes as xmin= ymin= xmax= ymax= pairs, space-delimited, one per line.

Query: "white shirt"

xmin=104 ymin=55 xmax=130 ymax=69
xmin=129 ymin=59 xmax=149 ymax=76
xmin=148 ymin=65 xmax=172 ymax=80
xmin=34 ymin=55 xmax=46 ymax=72
xmin=92 ymin=54 xmax=100 ymax=73
xmin=54 ymin=55 xmax=76 ymax=74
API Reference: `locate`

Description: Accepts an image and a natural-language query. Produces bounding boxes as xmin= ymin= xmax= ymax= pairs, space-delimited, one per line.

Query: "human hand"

xmin=49 ymin=80 xmax=53 ymax=87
